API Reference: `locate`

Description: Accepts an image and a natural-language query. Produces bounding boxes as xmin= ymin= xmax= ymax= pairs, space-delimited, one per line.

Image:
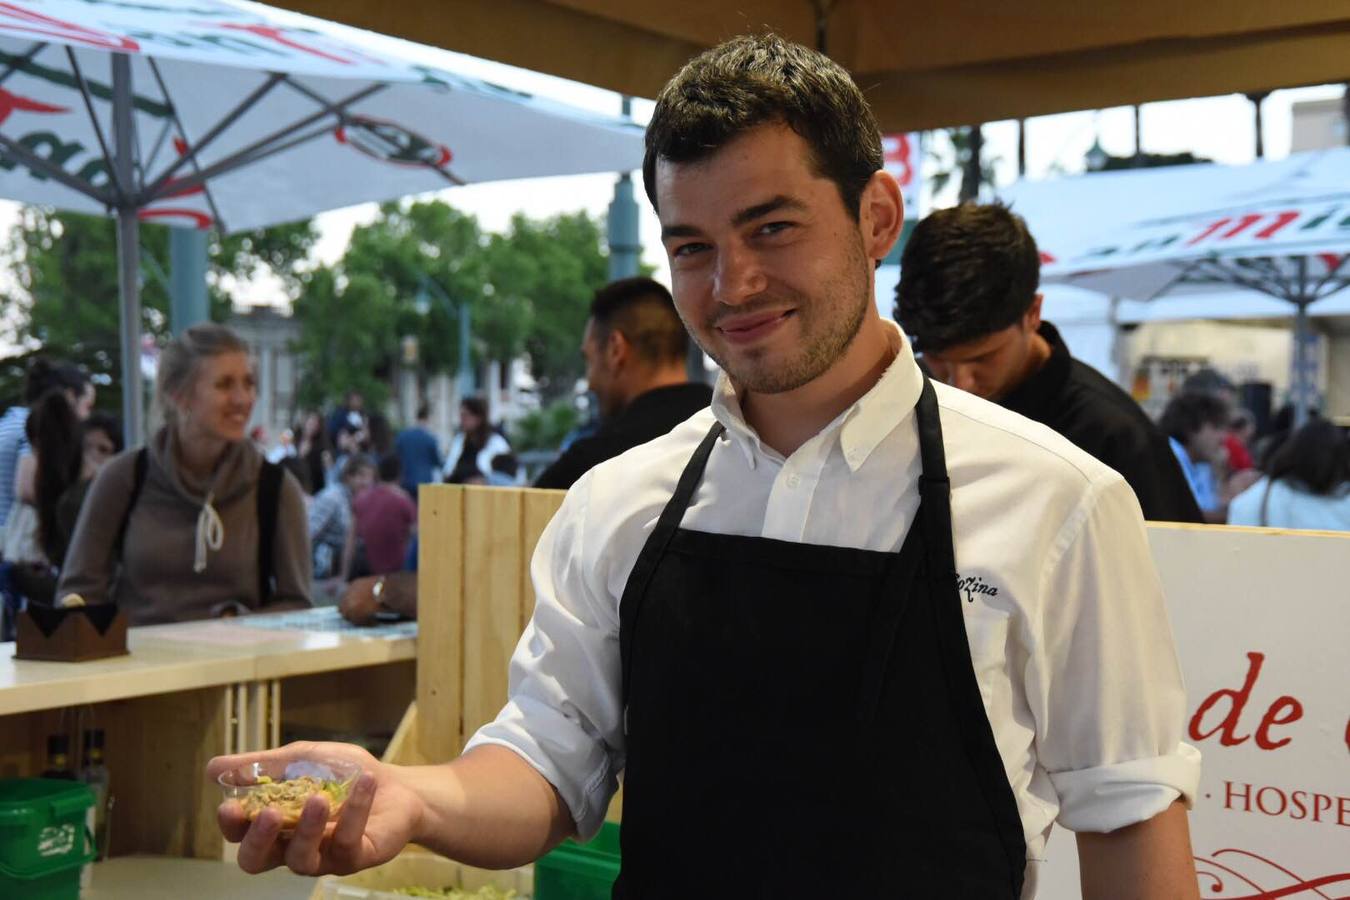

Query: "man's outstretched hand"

xmin=208 ymin=741 xmax=424 ymax=877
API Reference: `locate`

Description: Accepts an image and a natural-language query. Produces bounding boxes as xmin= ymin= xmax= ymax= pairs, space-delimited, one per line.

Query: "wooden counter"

xmin=0 ymin=609 xmax=417 ymax=861
xmin=0 ymin=613 xmax=415 ymax=716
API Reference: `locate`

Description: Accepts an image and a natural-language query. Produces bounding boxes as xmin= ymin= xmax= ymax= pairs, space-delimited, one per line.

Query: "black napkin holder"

xmin=15 ymin=604 xmax=129 ymax=662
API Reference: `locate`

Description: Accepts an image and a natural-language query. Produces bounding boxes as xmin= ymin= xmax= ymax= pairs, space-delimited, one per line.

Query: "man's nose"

xmin=949 ymin=365 xmax=979 ymax=394
xmin=712 ymin=244 xmax=767 ymax=306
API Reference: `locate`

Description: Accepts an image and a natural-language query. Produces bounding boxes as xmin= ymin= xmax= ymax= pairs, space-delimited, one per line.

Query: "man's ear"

xmin=860 ymin=170 xmax=904 ymax=263
xmin=606 ymin=328 xmax=630 ymax=369
xmin=1023 ymin=293 xmax=1045 ymax=332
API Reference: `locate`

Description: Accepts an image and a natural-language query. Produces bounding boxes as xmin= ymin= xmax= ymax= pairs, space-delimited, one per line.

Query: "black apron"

xmin=615 ymin=378 xmax=1027 ymax=898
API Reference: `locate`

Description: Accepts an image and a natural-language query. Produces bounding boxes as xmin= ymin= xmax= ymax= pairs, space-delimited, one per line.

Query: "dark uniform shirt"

xmin=999 ymin=323 xmax=1204 ymax=523
xmin=534 ymin=383 xmax=713 ymax=490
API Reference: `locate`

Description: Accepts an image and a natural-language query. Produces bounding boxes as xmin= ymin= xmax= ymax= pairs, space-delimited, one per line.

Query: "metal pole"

xmin=169 ymin=227 xmax=209 ymax=336
xmin=1292 ymin=301 xmax=1311 ymax=428
xmin=112 ymin=53 xmax=143 ymax=447
xmin=1292 ymin=256 xmax=1312 ymax=427
xmin=457 ymin=299 xmax=473 ymax=397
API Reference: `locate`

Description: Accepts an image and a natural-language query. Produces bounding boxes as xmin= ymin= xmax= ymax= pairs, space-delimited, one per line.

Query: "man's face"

xmin=347 ymin=466 xmax=375 ymax=496
xmin=655 ymin=124 xmax=874 ymax=394
xmin=1191 ymin=421 xmax=1227 ymax=463
xmin=921 ymin=309 xmax=1039 ymax=402
xmin=580 ymin=319 xmax=620 ymax=419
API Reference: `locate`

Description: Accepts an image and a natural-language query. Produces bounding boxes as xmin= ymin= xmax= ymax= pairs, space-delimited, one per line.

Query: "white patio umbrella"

xmin=998 ymin=149 xmax=1350 ymax=425
xmin=0 ymin=0 xmax=646 ymax=443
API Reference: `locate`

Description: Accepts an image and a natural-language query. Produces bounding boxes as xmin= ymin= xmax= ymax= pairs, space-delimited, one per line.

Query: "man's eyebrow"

xmin=731 ymin=195 xmax=807 ymax=228
xmin=661 ymin=195 xmax=808 ymax=241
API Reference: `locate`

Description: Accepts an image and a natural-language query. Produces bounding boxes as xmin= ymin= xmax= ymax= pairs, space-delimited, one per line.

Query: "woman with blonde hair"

xmin=58 ymin=323 xmax=312 ymax=624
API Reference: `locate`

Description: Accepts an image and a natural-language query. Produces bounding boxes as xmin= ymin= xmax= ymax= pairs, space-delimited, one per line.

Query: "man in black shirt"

xmin=534 ymin=277 xmax=712 ymax=490
xmin=895 ymin=203 xmax=1202 ymax=523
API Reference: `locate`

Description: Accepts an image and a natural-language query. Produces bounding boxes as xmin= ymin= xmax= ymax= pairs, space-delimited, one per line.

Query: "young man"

xmin=534 ymin=277 xmax=712 ymax=490
xmin=896 ymin=202 xmax=1203 ymax=523
xmin=351 ymin=454 xmax=416 ymax=577
xmin=211 ymin=35 xmax=1200 ymax=900
xmin=1160 ymin=391 xmax=1231 ymax=522
xmin=394 ymin=403 xmax=442 ymax=501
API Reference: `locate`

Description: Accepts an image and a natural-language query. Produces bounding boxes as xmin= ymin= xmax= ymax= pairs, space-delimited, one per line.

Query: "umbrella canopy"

xmin=0 ymin=0 xmax=646 ymax=442
xmin=998 ymin=148 xmax=1350 ymax=423
xmin=273 ymin=0 xmax=1350 ymax=132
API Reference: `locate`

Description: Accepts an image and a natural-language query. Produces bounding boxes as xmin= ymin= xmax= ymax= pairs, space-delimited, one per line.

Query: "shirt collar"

xmin=710 ymin=320 xmax=924 ymax=472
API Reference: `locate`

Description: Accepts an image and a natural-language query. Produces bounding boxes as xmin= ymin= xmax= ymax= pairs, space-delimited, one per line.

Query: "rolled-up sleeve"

xmin=463 ymin=474 xmax=623 ymax=839
xmin=1029 ymin=474 xmax=1202 ymax=834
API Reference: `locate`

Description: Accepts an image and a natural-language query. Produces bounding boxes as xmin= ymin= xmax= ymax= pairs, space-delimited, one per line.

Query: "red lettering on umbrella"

xmin=1186 ymin=218 xmax=1230 ymax=246
xmin=0 ymin=3 xmax=138 ymax=51
xmin=1252 ymin=211 xmax=1299 ymax=240
xmin=0 ymin=87 xmax=66 ymax=126
xmin=1219 ymin=214 xmax=1264 ymax=239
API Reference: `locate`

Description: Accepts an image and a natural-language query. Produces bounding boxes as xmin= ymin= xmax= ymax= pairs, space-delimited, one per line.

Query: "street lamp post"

xmin=412 ymin=276 xmax=474 ymax=399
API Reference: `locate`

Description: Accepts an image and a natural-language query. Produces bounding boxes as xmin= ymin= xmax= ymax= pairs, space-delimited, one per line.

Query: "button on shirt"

xmin=467 ymin=322 xmax=1200 ymax=893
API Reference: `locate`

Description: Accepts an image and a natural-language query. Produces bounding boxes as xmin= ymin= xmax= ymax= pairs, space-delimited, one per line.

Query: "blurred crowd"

xmin=2 ymin=206 xmax=1346 ymax=640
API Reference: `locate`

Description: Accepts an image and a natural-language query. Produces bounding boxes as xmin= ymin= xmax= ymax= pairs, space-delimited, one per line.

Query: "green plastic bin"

xmin=0 ymin=778 xmax=96 ymax=900
xmin=534 ymin=821 xmax=621 ymax=900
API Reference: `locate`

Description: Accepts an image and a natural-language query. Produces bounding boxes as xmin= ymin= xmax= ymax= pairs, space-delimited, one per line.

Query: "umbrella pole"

xmin=1291 ymin=300 xmax=1312 ymax=428
xmin=111 ymin=53 xmax=143 ymax=447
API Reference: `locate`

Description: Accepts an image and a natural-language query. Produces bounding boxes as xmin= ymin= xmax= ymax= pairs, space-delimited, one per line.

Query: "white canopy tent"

xmin=0 ymin=0 xmax=646 ymax=442
xmin=996 ymin=148 xmax=1350 ymax=423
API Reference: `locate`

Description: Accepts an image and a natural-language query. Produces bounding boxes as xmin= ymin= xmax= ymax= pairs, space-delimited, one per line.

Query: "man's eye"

xmin=758 ymin=221 xmax=793 ymax=236
xmin=671 ymin=242 xmax=709 ymax=258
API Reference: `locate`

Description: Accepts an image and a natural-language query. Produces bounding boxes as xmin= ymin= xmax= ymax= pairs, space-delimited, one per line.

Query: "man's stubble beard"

xmin=692 ymin=239 xmax=872 ymax=395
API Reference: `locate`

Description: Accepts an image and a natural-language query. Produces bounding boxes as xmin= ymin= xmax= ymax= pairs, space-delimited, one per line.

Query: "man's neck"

xmin=1014 ymin=329 xmax=1054 ymax=389
xmin=742 ymin=318 xmax=895 ymax=458
xmin=616 ymin=366 xmax=693 ymax=413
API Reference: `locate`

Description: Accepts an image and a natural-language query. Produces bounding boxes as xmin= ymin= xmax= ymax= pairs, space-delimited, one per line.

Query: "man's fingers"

xmin=235 ymin=809 xmax=286 ymax=874
xmin=282 ymin=794 xmax=331 ymax=876
xmin=329 ymin=773 xmax=376 ymax=873
xmin=217 ymin=800 xmax=251 ymax=843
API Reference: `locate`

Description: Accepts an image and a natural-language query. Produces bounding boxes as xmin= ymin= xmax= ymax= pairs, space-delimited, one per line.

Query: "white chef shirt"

xmin=467 ymin=322 xmax=1200 ymax=896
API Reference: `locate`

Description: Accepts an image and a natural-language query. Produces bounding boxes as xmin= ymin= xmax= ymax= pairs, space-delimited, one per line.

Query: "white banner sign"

xmin=1038 ymin=525 xmax=1350 ymax=899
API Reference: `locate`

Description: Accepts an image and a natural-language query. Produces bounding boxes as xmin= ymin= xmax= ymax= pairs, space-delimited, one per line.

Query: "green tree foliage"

xmin=290 ymin=200 xmax=610 ymax=411
xmin=0 ymin=208 xmax=316 ymax=408
xmin=486 ymin=211 xmax=608 ymax=401
xmin=289 ymin=268 xmax=393 ymax=412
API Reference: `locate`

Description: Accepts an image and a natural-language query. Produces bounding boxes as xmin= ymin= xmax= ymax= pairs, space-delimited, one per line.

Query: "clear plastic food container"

xmin=217 ymin=757 xmax=362 ymax=832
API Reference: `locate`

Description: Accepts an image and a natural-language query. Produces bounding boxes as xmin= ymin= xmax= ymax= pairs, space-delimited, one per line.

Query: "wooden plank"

xmin=100 ymin=687 xmax=228 ymax=859
xmin=416 ymin=485 xmax=464 ymax=763
xmin=520 ymin=488 xmax=566 ymax=630
xmin=461 ymin=487 xmax=526 ymax=745
xmin=280 ymin=661 xmax=415 ymax=742
xmin=381 ymin=702 xmax=432 ymax=767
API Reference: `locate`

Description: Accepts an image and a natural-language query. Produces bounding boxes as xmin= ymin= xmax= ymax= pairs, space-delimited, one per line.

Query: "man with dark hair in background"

xmin=394 ymin=402 xmax=442 ymax=502
xmin=896 ymin=202 xmax=1203 ymax=523
xmin=1160 ymin=392 xmax=1231 ymax=522
xmin=533 ymin=277 xmax=711 ymax=490
xmin=352 ymin=454 xmax=416 ymax=577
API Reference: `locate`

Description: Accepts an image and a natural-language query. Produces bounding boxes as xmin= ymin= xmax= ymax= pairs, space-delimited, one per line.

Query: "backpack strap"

xmin=256 ymin=460 xmax=284 ymax=602
xmin=114 ymin=449 xmax=149 ymax=561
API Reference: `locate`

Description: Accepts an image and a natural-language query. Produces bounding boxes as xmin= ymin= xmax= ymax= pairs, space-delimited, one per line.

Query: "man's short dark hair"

xmin=642 ymin=33 xmax=883 ymax=221
xmin=340 ymin=454 xmax=374 ymax=483
xmin=590 ymin=277 xmax=689 ymax=365
xmin=1159 ymin=393 xmax=1229 ymax=442
xmin=895 ymin=203 xmax=1042 ymax=352
xmin=377 ymin=453 xmax=402 ymax=483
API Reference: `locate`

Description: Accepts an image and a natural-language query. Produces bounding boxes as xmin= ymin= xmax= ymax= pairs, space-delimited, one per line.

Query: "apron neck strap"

xmin=915 ymin=377 xmax=958 ymax=579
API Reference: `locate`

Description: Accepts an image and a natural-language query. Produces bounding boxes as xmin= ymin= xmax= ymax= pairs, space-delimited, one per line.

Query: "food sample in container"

xmin=218 ymin=759 xmax=360 ymax=829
